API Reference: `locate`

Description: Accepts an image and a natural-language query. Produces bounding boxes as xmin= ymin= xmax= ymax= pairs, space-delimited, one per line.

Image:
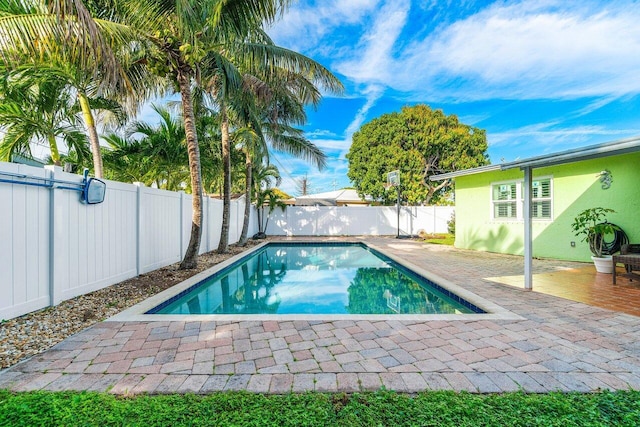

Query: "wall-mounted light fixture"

xmin=598 ymin=169 xmax=612 ymax=189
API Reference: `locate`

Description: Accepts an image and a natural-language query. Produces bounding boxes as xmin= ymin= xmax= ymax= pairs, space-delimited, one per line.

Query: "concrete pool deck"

xmin=1 ymin=237 xmax=639 ymax=394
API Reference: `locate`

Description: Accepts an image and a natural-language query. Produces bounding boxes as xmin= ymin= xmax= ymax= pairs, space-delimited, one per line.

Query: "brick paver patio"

xmin=1 ymin=238 xmax=639 ymax=394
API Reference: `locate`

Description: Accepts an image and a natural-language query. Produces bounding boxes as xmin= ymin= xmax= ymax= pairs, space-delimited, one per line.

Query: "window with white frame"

xmin=492 ymin=182 xmax=518 ymax=219
xmin=531 ymin=178 xmax=552 ymax=219
xmin=491 ymin=177 xmax=552 ymax=220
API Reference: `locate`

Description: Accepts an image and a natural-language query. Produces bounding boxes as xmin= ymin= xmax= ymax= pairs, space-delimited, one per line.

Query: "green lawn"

xmin=420 ymin=233 xmax=455 ymax=246
xmin=1 ymin=390 xmax=638 ymax=426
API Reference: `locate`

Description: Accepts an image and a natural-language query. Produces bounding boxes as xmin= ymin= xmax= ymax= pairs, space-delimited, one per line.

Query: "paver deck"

xmin=2 ymin=238 xmax=639 ymax=394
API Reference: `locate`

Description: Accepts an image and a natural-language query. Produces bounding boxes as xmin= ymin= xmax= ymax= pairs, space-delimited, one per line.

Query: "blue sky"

xmin=264 ymin=0 xmax=640 ymax=195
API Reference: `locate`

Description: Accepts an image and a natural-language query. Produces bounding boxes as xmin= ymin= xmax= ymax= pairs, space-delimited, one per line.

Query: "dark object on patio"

xmin=612 ymin=244 xmax=640 ymax=284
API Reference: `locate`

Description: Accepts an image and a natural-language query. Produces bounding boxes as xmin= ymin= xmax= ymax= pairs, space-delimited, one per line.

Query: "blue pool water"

xmin=148 ymin=243 xmax=484 ymax=315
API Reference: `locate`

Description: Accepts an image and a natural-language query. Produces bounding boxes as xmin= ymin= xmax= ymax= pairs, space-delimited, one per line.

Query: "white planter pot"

xmin=592 ymin=255 xmax=613 ymax=274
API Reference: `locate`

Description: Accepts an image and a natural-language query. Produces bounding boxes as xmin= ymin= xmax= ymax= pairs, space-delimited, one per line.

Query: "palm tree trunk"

xmin=239 ymin=148 xmax=252 ymax=246
xmin=78 ymin=92 xmax=104 ymax=178
xmin=217 ymin=103 xmax=231 ymax=253
xmin=177 ymin=68 xmax=203 ymax=269
xmin=47 ymin=134 xmax=61 ymax=166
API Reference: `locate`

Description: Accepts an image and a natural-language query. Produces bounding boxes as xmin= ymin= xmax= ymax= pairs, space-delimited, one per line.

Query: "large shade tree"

xmin=347 ymin=104 xmax=490 ymax=205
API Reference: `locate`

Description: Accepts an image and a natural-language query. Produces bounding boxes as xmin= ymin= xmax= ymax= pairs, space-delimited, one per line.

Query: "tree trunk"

xmin=47 ymin=134 xmax=61 ymax=166
xmin=78 ymin=92 xmax=103 ymax=178
xmin=217 ymin=104 xmax=231 ymax=253
xmin=239 ymin=148 xmax=252 ymax=246
xmin=177 ymin=68 xmax=203 ymax=269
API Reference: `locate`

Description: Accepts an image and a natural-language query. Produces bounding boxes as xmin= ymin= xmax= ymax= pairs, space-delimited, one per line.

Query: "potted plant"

xmin=571 ymin=207 xmax=620 ymax=273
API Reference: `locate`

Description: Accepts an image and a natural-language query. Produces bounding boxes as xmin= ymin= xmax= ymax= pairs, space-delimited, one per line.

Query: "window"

xmin=531 ymin=178 xmax=552 ymax=219
xmin=492 ymin=182 xmax=517 ymax=219
xmin=491 ymin=177 xmax=552 ymax=221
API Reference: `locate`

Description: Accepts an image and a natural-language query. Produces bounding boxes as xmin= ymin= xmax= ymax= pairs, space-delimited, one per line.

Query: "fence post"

xmin=45 ymin=166 xmax=57 ymax=307
xmin=179 ymin=191 xmax=185 ymax=257
xmin=134 ymin=182 xmax=144 ymax=275
xmin=204 ymin=196 xmax=210 ymax=253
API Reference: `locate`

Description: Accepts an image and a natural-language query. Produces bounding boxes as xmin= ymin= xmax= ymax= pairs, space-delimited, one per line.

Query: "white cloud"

xmin=268 ymin=0 xmax=381 ymax=54
xmin=393 ymin=1 xmax=640 ymax=100
xmin=489 ymin=122 xmax=640 ymax=152
xmin=335 ymin=0 xmax=411 ymax=84
xmin=344 ymin=86 xmax=384 ymax=137
xmin=306 ymin=129 xmax=339 ymax=138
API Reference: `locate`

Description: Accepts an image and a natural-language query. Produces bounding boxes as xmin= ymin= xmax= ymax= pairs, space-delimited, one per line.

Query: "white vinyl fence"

xmin=0 ymin=162 xmax=256 ymax=321
xmin=1 ymin=161 xmax=454 ymax=321
xmin=266 ymin=205 xmax=454 ymax=237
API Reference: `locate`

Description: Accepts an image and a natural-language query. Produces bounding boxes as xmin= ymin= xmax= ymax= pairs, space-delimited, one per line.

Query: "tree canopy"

xmin=346 ymin=104 xmax=489 ymax=205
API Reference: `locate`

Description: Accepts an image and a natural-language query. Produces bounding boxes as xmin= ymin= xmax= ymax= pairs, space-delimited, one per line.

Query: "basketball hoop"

xmin=387 ymin=170 xmax=400 ymax=187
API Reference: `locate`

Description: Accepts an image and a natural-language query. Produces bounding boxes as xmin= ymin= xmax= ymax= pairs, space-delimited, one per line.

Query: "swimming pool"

xmin=147 ymin=243 xmax=483 ymax=315
xmin=110 ymin=240 xmax=521 ymax=322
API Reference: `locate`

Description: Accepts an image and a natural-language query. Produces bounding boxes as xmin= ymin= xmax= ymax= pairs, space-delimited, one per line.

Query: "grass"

xmin=420 ymin=233 xmax=455 ymax=246
xmin=1 ymin=390 xmax=639 ymax=426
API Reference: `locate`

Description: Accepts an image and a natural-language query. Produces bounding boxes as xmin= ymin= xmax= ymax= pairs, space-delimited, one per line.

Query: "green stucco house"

xmin=432 ymin=137 xmax=640 ymax=267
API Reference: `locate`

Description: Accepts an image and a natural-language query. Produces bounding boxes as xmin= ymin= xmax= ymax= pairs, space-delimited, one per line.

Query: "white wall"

xmin=266 ymin=205 xmax=454 ymax=236
xmin=0 ymin=162 xmax=257 ymax=320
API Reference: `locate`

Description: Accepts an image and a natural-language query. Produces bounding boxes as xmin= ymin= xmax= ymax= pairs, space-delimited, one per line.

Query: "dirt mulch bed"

xmin=0 ymin=241 xmax=262 ymax=370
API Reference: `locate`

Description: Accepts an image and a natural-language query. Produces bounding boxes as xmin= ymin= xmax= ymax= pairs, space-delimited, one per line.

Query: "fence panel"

xmin=0 ymin=163 xmax=50 ymax=320
xmin=265 ymin=206 xmax=453 ymax=236
xmin=138 ymin=185 xmax=182 ymax=274
xmin=205 ymin=198 xmax=223 ymax=252
xmin=52 ymin=172 xmax=138 ymax=304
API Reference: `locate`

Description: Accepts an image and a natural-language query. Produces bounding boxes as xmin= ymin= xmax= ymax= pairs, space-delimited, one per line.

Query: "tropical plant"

xmin=0 ymin=72 xmax=90 ymax=165
xmin=121 ymin=0 xmax=339 ymax=262
xmin=571 ymin=207 xmax=620 ymax=257
xmin=0 ymin=0 xmax=154 ymax=177
xmin=101 ymin=133 xmax=150 ymax=183
xmin=230 ymin=66 xmax=334 ymax=247
xmin=254 ymin=187 xmax=286 ymax=238
xmin=123 ymin=105 xmax=189 ymax=190
xmin=212 ymin=46 xmax=341 ymax=253
xmin=0 ymin=0 xmax=341 ymax=267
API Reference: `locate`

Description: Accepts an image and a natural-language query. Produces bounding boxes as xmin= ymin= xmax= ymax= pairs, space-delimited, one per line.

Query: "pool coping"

xmin=108 ymin=240 xmax=524 ymax=322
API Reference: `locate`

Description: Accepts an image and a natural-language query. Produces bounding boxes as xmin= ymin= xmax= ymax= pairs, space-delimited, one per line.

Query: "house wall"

xmin=454 ymin=152 xmax=640 ymax=261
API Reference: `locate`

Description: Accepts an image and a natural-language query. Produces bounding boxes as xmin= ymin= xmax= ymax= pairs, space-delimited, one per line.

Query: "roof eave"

xmin=430 ymin=135 xmax=640 ymax=181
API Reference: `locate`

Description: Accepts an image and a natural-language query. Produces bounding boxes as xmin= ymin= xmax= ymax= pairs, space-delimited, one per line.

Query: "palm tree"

xmin=0 ymin=0 xmax=153 ymax=178
xmin=101 ymin=133 xmax=151 ymax=183
xmin=1 ymin=0 xmax=342 ymax=267
xmin=211 ymin=31 xmax=342 ymax=253
xmin=255 ymin=186 xmax=286 ymax=237
xmin=124 ymin=105 xmax=189 ymax=190
xmin=115 ymin=0 xmax=337 ymax=265
xmin=0 ymin=72 xmax=90 ymax=165
xmin=232 ymin=68 xmax=331 ymax=246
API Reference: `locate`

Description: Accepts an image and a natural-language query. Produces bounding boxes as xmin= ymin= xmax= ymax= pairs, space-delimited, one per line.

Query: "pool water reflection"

xmin=149 ymin=244 xmax=479 ymax=315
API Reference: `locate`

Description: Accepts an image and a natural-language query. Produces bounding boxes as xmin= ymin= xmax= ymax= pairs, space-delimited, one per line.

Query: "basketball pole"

xmin=386 ymin=170 xmax=401 ymax=239
xmin=396 ymin=184 xmax=400 ymax=238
